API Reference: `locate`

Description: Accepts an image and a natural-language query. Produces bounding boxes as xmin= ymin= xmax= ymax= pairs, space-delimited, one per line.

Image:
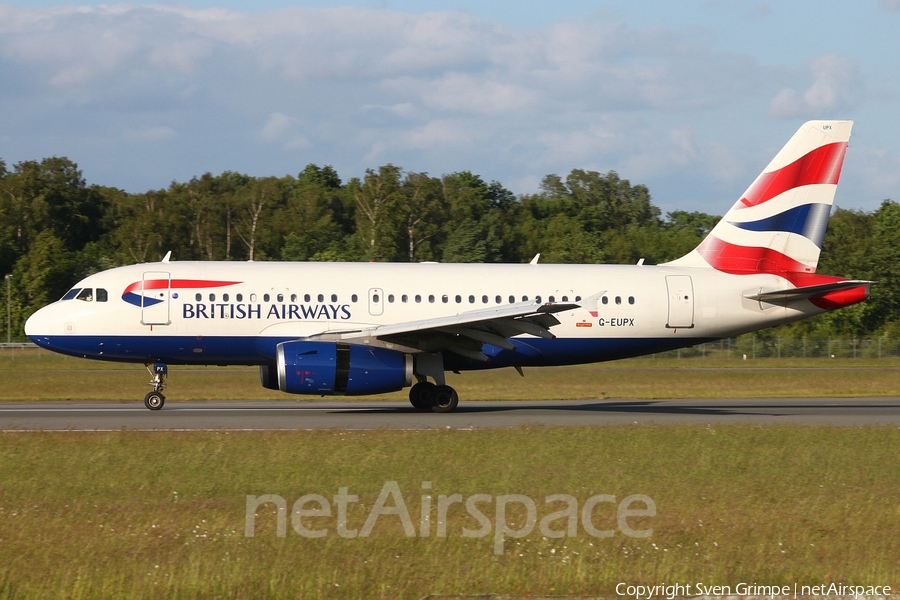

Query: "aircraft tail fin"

xmin=664 ymin=120 xmax=853 ymax=276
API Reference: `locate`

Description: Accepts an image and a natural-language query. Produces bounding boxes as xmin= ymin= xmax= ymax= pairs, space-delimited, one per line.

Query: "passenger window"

xmin=388 ymin=294 xmax=395 ymax=303
xmin=628 ymin=296 xmax=635 ymax=305
xmin=62 ymin=289 xmax=80 ymax=301
xmin=331 ymin=294 xmax=338 ymax=302
xmin=263 ymin=294 xmax=270 ymax=302
xmin=468 ymin=295 xmax=475 ymax=303
xmin=415 ymin=295 xmax=422 ymax=303
xmin=549 ymin=295 xmax=555 ymax=302
xmin=76 ymin=289 xmax=93 ymax=302
xmin=455 ymin=295 xmax=462 ymax=303
xmin=428 ymin=295 xmax=435 ymax=303
xmin=535 ymin=295 xmax=542 ymax=302
xmin=223 ymin=293 xmax=230 ymax=302
xmin=615 ymin=296 xmax=622 ymax=305
xmin=482 ymin=295 xmax=488 ymax=304
xmin=317 ymin=294 xmax=324 ymax=302
xmin=304 ymin=294 xmax=311 ymax=302
xmin=276 ymin=294 xmax=283 ymax=302
xmin=352 ymin=294 xmax=358 ymax=302
xmin=575 ymin=296 xmax=581 ymax=302
xmin=96 ymin=289 xmax=108 ymax=302
xmin=250 ymin=294 xmax=257 ymax=302
xmin=373 ymin=294 xmax=380 ymax=303
xmin=522 ymin=295 xmax=528 ymax=301
xmin=442 ymin=295 xmax=448 ymax=303
xmin=561 ymin=296 xmax=568 ymax=302
xmin=509 ymin=295 xmax=515 ymax=303
xmin=401 ymin=295 xmax=408 ymax=303
xmin=237 ymin=293 xmax=243 ymax=302
xmin=495 ymin=295 xmax=501 ymax=304
xmin=195 ymin=293 xmax=202 ymax=301
xmin=209 ymin=293 xmax=216 ymax=302
xmin=602 ymin=296 xmax=608 ymax=305
xmin=290 ymin=294 xmax=296 ymax=302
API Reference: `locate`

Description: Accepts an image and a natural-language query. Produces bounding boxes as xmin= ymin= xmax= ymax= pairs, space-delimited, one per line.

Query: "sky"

xmin=1 ymin=0 xmax=899 ymax=215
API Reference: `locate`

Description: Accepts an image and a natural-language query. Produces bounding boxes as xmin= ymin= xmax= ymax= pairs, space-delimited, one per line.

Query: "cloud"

xmin=0 ymin=3 xmax=783 ymax=209
xmin=769 ymin=54 xmax=863 ymax=119
xmin=258 ymin=112 xmax=311 ymax=149
xmin=123 ymin=126 xmax=177 ymax=142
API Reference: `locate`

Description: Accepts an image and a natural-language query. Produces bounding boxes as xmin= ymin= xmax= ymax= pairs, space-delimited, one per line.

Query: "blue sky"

xmin=1 ymin=0 xmax=898 ymax=215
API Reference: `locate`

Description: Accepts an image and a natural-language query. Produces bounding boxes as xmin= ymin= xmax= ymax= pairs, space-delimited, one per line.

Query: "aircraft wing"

xmin=306 ymin=300 xmax=586 ymax=361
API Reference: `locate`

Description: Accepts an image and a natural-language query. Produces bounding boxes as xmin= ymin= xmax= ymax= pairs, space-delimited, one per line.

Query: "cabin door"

xmin=665 ymin=275 xmax=694 ymax=329
xmin=141 ymin=271 xmax=171 ymax=326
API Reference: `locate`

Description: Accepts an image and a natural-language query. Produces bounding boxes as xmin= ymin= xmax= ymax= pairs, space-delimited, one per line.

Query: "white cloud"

xmin=0 ymin=3 xmax=849 ymax=211
xmin=769 ymin=54 xmax=863 ymax=119
xmin=123 ymin=126 xmax=177 ymax=142
xmin=258 ymin=112 xmax=311 ymax=149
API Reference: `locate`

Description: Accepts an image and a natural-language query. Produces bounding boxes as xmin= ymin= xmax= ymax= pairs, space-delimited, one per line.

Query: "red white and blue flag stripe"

xmin=122 ymin=279 xmax=241 ymax=307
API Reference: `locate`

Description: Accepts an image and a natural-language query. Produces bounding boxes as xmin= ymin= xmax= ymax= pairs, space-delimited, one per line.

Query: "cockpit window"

xmin=96 ymin=288 xmax=108 ymax=302
xmin=61 ymin=288 xmax=81 ymax=301
xmin=76 ymin=289 xmax=94 ymax=302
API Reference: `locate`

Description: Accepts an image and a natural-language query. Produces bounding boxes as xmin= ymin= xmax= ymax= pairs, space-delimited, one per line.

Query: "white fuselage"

xmin=25 ymin=260 xmax=815 ymax=368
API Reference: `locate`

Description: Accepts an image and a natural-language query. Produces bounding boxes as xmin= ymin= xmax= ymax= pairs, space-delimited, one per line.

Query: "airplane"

xmin=24 ymin=120 xmax=870 ymax=412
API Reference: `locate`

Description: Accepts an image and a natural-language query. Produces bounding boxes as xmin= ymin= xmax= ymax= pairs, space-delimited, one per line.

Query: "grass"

xmin=0 ymin=427 xmax=898 ymax=599
xmin=3 ymin=348 xmax=900 ymax=401
xmin=2 ymin=349 xmax=898 ymax=598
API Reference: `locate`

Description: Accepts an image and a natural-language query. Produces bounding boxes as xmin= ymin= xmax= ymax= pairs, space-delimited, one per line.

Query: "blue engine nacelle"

xmin=276 ymin=341 xmax=413 ymax=396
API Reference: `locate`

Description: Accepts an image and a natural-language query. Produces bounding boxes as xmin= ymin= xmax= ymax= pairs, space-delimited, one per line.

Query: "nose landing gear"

xmin=144 ymin=362 xmax=167 ymax=410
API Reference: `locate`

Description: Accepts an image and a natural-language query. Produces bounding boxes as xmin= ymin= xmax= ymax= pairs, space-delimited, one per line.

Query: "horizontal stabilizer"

xmin=745 ymin=280 xmax=872 ymax=303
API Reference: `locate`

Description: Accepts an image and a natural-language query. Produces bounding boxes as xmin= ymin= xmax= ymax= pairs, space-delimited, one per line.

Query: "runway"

xmin=2 ymin=398 xmax=900 ymax=430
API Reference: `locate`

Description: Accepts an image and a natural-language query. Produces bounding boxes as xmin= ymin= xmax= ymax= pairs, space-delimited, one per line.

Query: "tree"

xmin=280 ymin=165 xmax=352 ymax=261
xmin=235 ymin=177 xmax=282 ymax=261
xmin=862 ymin=200 xmax=900 ymax=330
xmin=351 ymin=164 xmax=403 ymax=261
xmin=399 ymin=172 xmax=444 ymax=262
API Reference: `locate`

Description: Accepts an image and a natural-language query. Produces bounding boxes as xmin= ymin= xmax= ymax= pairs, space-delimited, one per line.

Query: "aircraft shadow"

xmin=331 ymin=399 xmax=900 ymax=417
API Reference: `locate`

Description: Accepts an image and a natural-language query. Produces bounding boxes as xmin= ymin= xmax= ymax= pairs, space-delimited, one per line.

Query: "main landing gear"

xmin=407 ymin=353 xmax=459 ymax=413
xmin=408 ymin=381 xmax=459 ymax=413
xmin=144 ymin=362 xmax=167 ymax=411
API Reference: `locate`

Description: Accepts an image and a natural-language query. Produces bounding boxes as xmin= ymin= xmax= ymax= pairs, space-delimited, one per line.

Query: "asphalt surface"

xmin=1 ymin=398 xmax=899 ymax=430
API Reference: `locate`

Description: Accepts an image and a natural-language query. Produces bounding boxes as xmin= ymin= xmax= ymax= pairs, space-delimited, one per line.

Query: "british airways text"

xmin=182 ymin=303 xmax=352 ymax=320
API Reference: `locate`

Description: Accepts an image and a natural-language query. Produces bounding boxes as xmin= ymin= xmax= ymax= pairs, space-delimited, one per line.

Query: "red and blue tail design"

xmin=667 ymin=120 xmax=852 ymax=275
xmin=665 ymin=120 xmax=869 ymax=309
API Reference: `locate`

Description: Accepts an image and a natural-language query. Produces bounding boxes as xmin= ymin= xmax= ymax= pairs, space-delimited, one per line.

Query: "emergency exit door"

xmin=368 ymin=288 xmax=384 ymax=316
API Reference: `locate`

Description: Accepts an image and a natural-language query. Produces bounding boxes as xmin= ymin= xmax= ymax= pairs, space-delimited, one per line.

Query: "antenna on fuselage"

xmin=162 ymin=251 xmax=172 ymax=263
xmin=530 ymin=254 xmax=540 ymax=265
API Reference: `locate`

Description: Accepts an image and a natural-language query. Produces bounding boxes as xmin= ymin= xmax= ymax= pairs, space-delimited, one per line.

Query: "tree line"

xmin=1 ymin=156 xmax=897 ymax=342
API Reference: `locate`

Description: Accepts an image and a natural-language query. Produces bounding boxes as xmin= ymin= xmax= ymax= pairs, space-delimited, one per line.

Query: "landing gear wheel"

xmin=430 ymin=385 xmax=459 ymax=413
xmin=409 ymin=381 xmax=435 ymax=410
xmin=144 ymin=391 xmax=165 ymax=411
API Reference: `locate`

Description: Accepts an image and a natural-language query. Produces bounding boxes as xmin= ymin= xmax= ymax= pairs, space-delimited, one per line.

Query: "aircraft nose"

xmin=25 ymin=305 xmax=55 ymax=341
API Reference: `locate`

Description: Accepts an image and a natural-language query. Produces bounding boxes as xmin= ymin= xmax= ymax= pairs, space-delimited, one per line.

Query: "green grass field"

xmin=2 ymin=349 xmax=899 ymax=598
xmin=0 ymin=427 xmax=898 ymax=599
xmin=4 ymin=348 xmax=900 ymax=401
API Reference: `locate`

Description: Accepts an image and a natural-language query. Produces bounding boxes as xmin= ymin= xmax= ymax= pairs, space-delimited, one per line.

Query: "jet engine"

xmin=275 ymin=341 xmax=412 ymax=395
